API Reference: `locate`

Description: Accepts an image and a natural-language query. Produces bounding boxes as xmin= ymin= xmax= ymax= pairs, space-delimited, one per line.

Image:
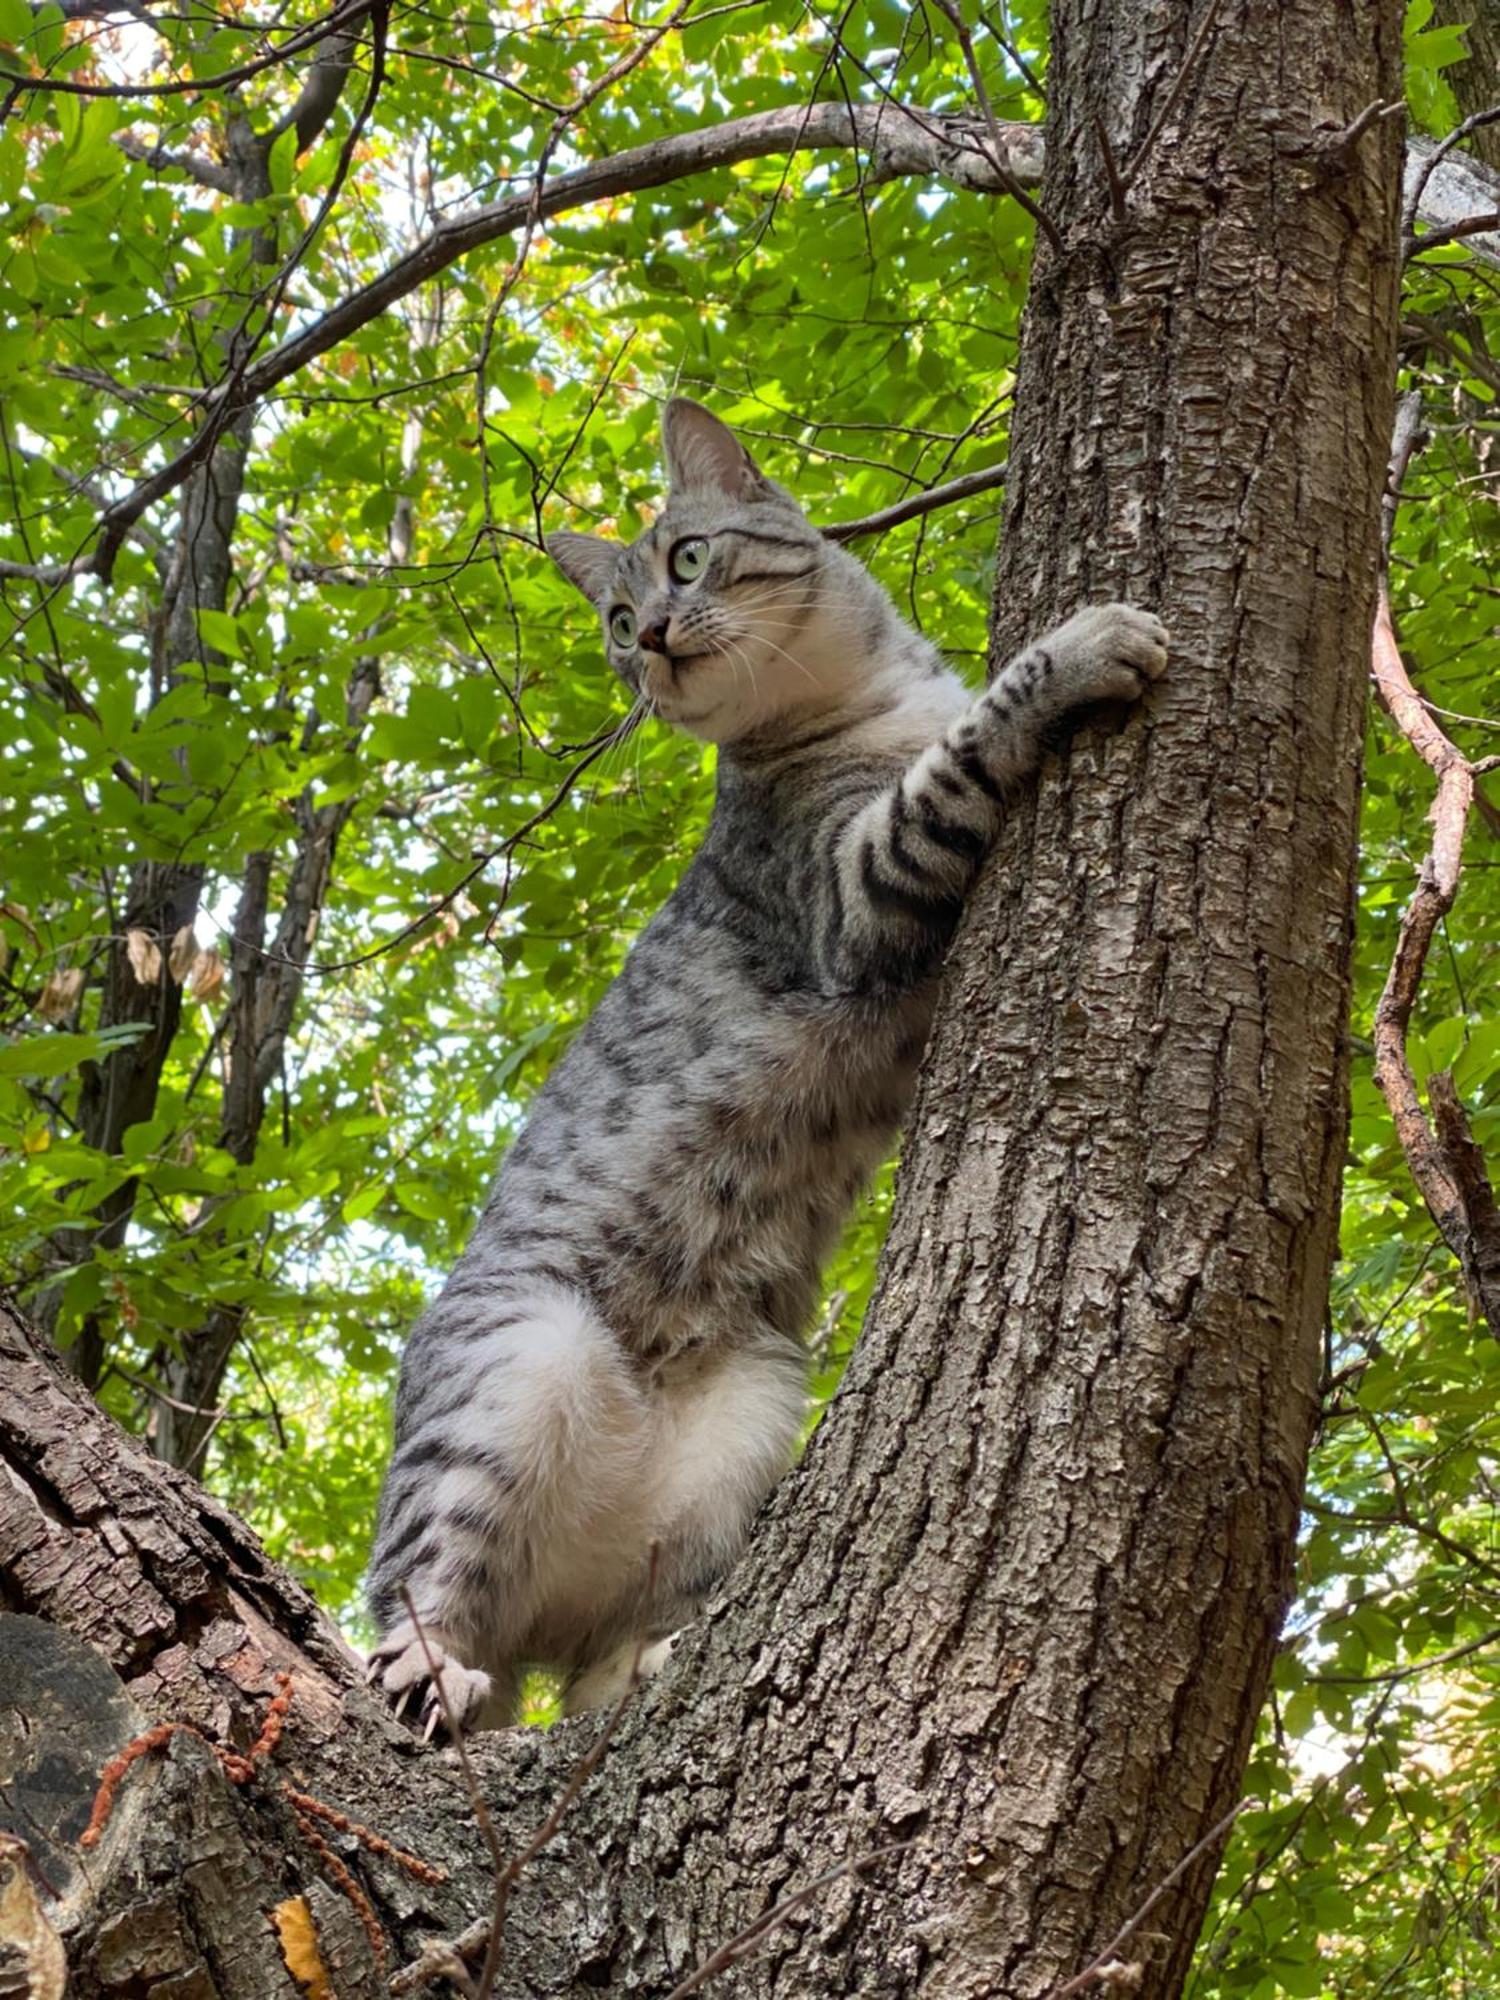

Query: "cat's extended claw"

xmin=368 ymin=1619 xmax=495 ymax=1739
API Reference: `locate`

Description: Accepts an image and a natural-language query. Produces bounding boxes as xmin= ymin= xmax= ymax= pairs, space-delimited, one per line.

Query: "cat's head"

xmin=547 ymin=400 xmax=872 ymax=745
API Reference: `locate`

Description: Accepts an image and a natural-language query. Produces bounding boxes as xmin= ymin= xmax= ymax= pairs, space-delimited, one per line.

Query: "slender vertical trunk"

xmin=45 ymin=122 xmax=273 ymax=1391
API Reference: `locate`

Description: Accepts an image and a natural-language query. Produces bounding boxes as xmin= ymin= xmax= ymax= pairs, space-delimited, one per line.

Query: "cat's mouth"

xmin=647 ymin=647 xmax=716 ymax=673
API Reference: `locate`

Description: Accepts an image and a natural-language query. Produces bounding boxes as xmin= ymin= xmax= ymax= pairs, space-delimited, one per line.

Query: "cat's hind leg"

xmin=562 ymin=1634 xmax=678 ymax=1717
xmin=560 ymin=1336 xmax=808 ymax=1715
xmin=367 ymin=1283 xmax=652 ymax=1735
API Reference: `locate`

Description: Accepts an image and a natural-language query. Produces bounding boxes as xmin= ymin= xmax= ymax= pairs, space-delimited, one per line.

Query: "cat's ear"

xmin=546 ymin=530 xmax=617 ymax=602
xmin=661 ymin=398 xmax=770 ymax=499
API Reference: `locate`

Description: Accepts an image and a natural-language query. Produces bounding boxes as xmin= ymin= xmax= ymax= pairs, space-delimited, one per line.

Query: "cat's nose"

xmin=639 ymin=618 xmax=670 ymax=655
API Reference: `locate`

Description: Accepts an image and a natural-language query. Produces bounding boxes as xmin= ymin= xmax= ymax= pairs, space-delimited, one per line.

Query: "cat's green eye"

xmin=669 ymin=537 xmax=710 ymax=584
xmin=610 ymin=606 xmax=637 ymax=647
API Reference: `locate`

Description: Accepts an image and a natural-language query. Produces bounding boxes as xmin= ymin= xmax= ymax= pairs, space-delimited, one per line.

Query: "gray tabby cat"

xmin=367 ymin=399 xmax=1168 ymax=1732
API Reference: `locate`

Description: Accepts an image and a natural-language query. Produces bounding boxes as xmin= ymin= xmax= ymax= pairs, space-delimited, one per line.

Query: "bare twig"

xmin=101 ymin=1360 xmax=275 ymax=1427
xmin=1120 ymin=0 xmax=1221 ymax=192
xmin=1091 ymin=112 xmax=1128 ymax=224
xmin=1407 ymin=207 xmax=1500 ymax=260
xmin=1043 ymin=1798 xmax=1256 ymax=2000
xmin=391 ymin=1561 xmax=658 ymax=1999
xmin=1402 ymin=105 xmax=1500 ymax=248
xmin=0 ymin=0 xmax=370 ymax=98
xmin=659 ymin=1842 xmax=916 ymax=2000
xmin=930 ymin=0 xmax=1063 ymax=253
xmin=979 ymin=2 xmax=1046 ymax=100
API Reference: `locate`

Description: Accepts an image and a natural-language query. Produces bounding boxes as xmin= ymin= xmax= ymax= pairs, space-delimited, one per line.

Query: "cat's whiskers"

xmin=718 ymin=633 xmax=764 ymax=715
xmin=734 ymin=625 xmax=820 ymax=689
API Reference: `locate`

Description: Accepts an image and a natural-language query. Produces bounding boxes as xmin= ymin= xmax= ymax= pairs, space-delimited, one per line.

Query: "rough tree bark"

xmin=0 ymin=0 xmax=1403 ymax=1994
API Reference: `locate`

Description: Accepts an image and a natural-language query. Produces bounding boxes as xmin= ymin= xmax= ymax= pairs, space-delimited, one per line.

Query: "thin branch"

xmin=1402 ymin=104 xmax=1500 ymax=247
xmin=253 ymin=707 xmax=643 ymax=978
xmin=979 ymin=2 xmax=1045 ymax=101
xmin=1310 ymin=1623 xmax=1500 ymax=1686
xmin=1120 ymin=0 xmax=1221 ymax=192
xmin=659 ymin=1842 xmax=916 ymax=2000
xmin=1404 ymin=130 xmax=1500 ymax=273
xmin=0 ymin=0 xmax=370 ymax=98
xmin=1407 ymin=206 xmax=1500 ymax=261
xmin=930 ymin=0 xmax=1063 ymax=253
xmin=1043 ymin=1798 xmax=1256 ymax=2000
xmin=101 ymin=1361 xmax=275 ymax=1426
xmin=820 ymin=459 xmax=1007 ymax=541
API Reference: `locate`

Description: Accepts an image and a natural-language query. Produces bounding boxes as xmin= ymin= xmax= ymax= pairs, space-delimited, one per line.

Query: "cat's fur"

xmin=367 ymin=400 xmax=1168 ymax=1731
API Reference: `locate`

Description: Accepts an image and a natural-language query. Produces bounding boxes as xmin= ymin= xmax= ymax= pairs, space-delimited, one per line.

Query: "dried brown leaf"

xmin=0 ymin=1835 xmax=65 ymax=2000
xmin=36 ymin=967 xmax=85 ymax=1022
xmin=188 ymin=947 xmax=225 ymax=1005
xmin=168 ymin=925 xmax=197 ymax=983
xmin=126 ymin=928 xmax=162 ymax=985
xmin=0 ymin=901 xmax=39 ymax=947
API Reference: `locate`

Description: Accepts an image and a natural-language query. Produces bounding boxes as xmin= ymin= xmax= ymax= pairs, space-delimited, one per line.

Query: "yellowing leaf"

xmin=271 ymin=1896 xmax=333 ymax=2000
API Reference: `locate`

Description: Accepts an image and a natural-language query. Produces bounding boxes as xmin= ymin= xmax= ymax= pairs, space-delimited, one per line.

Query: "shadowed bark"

xmin=0 ymin=0 xmax=1404 ymax=1993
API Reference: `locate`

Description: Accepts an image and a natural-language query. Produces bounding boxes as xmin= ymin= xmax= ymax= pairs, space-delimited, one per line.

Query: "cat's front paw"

xmin=368 ymin=1619 xmax=494 ymax=1741
xmin=1049 ymin=602 xmax=1169 ymax=707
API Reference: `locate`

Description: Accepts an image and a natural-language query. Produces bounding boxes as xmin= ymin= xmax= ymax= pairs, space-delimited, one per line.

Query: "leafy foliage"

xmin=0 ymin=2 xmax=1497 ymax=1991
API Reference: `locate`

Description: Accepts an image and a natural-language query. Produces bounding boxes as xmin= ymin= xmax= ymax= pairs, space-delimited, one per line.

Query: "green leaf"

xmin=0 ymin=1024 xmax=149 ymax=1079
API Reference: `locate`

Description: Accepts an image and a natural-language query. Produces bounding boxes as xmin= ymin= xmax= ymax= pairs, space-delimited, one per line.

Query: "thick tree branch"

xmin=1369 ymin=586 xmax=1500 ymax=1338
xmin=1403 ymin=120 xmax=1500 ymax=259
xmin=271 ymin=0 xmax=374 ymax=151
xmin=113 ymin=131 xmax=238 ymax=193
xmin=4 ymin=113 xmax=1493 ymax=593
xmin=5 ymin=99 xmax=1034 ymax=590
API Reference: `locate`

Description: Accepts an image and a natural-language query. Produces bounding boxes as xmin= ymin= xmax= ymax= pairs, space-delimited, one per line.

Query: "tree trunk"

xmin=40 ymin=112 xmax=275 ymax=1395
xmin=1433 ymin=0 xmax=1500 ymax=172
xmin=0 ymin=0 xmax=1403 ymax=1993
